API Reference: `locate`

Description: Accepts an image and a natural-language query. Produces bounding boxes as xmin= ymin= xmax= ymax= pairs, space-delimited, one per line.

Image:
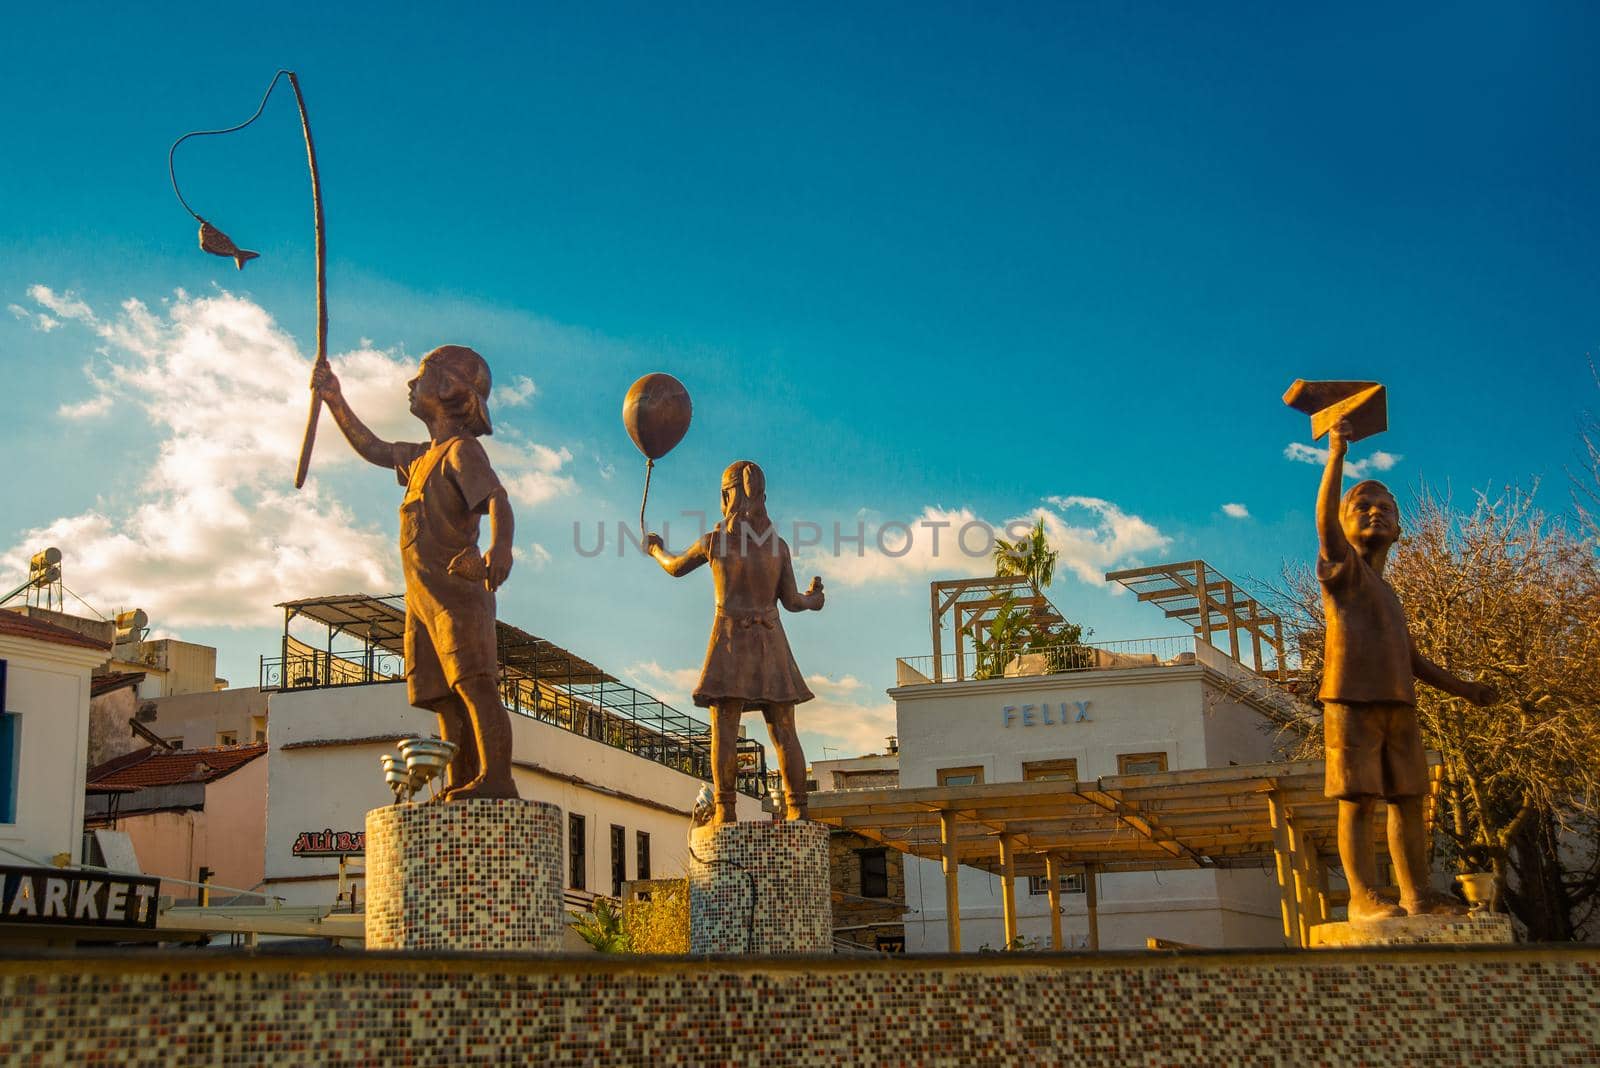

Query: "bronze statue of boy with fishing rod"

xmin=313 ymin=348 xmax=520 ymax=801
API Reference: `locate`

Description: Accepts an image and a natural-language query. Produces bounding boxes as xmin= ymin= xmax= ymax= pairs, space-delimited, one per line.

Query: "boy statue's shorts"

xmin=1322 ymin=700 xmax=1428 ymax=800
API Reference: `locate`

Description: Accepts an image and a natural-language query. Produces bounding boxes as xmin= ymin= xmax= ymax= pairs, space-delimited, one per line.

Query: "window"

xmin=165 ymin=736 xmax=184 ymax=749
xmin=250 ymin=715 xmax=267 ymax=744
xmin=568 ymin=814 xmax=586 ymax=891
xmin=1022 ymin=758 xmax=1079 ymax=782
xmin=937 ymin=766 xmax=985 ymax=787
xmin=1118 ymin=752 xmax=1168 ymax=776
xmin=636 ymin=831 xmax=651 ymax=881
xmin=860 ymin=848 xmax=889 ymax=899
xmin=0 ymin=660 xmax=13 ymax=824
xmin=0 ymin=714 xmax=17 ymax=825
xmin=610 ymin=824 xmax=626 ymax=898
xmin=216 ymin=730 xmax=238 ymax=746
xmin=1028 ymin=872 xmax=1086 ymax=896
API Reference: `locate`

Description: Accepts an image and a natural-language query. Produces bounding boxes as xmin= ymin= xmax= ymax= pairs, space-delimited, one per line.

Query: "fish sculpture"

xmin=198 ymin=221 xmax=259 ymax=270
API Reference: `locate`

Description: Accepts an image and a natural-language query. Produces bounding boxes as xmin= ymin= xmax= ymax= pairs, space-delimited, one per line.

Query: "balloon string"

xmin=639 ymin=458 xmax=655 ymax=539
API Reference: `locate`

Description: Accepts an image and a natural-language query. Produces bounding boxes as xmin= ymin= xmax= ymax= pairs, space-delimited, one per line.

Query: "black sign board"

xmin=291 ymin=829 xmax=365 ymax=857
xmin=0 ymin=865 xmax=161 ymax=929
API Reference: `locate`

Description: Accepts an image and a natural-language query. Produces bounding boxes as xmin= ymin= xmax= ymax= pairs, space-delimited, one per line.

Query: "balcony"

xmin=895 ymin=635 xmax=1201 ymax=686
xmin=261 ymin=594 xmax=767 ymax=798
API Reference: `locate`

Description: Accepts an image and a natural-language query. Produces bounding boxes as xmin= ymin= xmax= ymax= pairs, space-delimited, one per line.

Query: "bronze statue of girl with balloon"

xmin=624 ymin=374 xmax=826 ymax=826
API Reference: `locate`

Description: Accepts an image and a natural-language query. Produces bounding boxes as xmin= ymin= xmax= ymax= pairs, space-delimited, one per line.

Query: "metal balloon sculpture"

xmin=622 ymin=373 xmax=693 ymax=535
xmin=168 ymin=68 xmax=329 ymax=490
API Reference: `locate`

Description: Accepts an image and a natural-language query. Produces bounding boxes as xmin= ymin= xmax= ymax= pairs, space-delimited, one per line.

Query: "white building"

xmin=175 ymin=595 xmax=769 ymax=914
xmin=0 ymin=611 xmax=111 ymax=867
xmin=892 ymin=564 xmax=1299 ymax=951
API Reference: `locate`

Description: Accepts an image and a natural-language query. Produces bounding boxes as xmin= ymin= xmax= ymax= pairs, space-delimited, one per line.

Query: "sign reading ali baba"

xmin=293 ymin=829 xmax=365 ymax=857
xmin=1002 ymin=700 xmax=1092 ymax=728
xmin=0 ymin=865 xmax=159 ymax=930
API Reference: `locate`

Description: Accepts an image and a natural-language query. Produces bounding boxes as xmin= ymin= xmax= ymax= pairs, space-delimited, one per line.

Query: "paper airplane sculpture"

xmin=1282 ymin=380 xmax=1388 ymax=443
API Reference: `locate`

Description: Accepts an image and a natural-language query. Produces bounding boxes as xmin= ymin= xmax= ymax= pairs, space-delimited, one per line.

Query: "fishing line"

xmin=168 ymin=69 xmax=293 ymax=222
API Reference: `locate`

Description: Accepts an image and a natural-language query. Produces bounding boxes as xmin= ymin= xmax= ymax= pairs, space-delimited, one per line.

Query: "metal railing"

xmin=260 ymin=644 xmax=767 ymax=798
xmin=895 ymin=635 xmax=1200 ymax=685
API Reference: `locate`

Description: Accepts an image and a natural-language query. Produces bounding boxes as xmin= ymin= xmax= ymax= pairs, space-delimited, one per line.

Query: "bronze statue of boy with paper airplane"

xmin=1285 ymin=380 xmax=1496 ymax=921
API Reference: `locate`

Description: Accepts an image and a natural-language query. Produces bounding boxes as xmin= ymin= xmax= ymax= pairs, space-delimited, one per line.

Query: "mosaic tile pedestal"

xmin=1310 ymin=911 xmax=1515 ymax=948
xmin=365 ymin=798 xmax=563 ymax=952
xmin=689 ymin=819 xmax=830 ymax=954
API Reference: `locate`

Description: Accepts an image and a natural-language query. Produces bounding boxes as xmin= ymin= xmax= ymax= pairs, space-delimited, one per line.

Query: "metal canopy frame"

xmin=808 ymin=757 xmax=1442 ymax=950
xmin=263 ymin=593 xmax=767 ymax=797
xmin=1104 ymin=560 xmax=1287 ymax=680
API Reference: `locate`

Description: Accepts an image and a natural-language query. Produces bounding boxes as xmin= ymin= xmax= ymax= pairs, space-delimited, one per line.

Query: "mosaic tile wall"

xmin=689 ymin=819 xmax=830 ymax=954
xmin=1311 ymin=913 xmax=1516 ymax=948
xmin=365 ymin=798 xmax=563 ymax=952
xmin=1 ymin=947 xmax=1597 ymax=1065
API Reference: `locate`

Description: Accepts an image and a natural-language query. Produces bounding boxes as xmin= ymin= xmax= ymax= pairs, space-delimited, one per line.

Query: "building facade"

xmin=894 ymin=639 xmax=1293 ymax=951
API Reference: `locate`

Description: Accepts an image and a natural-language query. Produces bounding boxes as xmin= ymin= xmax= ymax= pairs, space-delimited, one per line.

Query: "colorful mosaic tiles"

xmin=0 ymin=947 xmax=1596 ymax=1064
xmin=365 ymin=798 xmax=563 ymax=952
xmin=689 ymin=819 xmax=830 ymax=954
xmin=1311 ymin=913 xmax=1516 ymax=948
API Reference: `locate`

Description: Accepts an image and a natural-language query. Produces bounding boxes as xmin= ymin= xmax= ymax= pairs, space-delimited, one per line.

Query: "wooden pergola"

xmin=1104 ymin=560 xmax=1288 ymax=680
xmin=808 ymin=757 xmax=1442 ymax=950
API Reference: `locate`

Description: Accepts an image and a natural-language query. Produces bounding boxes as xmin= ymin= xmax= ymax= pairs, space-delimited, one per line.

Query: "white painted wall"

xmin=262 ymin=682 xmax=762 ymax=909
xmin=0 ymin=635 xmax=105 ymax=866
xmin=893 ymin=663 xmax=1287 ymax=951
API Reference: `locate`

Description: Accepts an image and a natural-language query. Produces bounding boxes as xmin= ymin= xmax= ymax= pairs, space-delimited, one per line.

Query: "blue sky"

xmin=3 ymin=2 xmax=1596 ymax=760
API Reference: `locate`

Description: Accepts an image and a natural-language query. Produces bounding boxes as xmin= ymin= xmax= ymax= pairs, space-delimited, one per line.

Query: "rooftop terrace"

xmin=260 ymin=593 xmax=767 ymax=798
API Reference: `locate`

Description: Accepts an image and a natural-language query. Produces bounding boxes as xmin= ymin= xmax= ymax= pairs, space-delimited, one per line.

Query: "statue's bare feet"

xmin=447 ymin=775 xmax=519 ymax=801
xmin=1402 ymin=891 xmax=1467 ymax=917
xmin=1348 ymin=890 xmax=1405 ymax=921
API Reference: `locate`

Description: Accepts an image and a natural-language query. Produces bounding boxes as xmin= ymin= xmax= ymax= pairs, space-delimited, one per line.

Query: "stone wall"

xmin=2 ymin=946 xmax=1597 ymax=1065
xmin=829 ymin=829 xmax=905 ymax=950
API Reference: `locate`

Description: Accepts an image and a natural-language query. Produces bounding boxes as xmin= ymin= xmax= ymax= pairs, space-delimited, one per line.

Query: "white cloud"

xmin=27 ymin=285 xmax=94 ymax=324
xmin=493 ymin=374 xmax=537 ymax=407
xmin=2 ymin=286 xmax=578 ymax=629
xmin=58 ymin=394 xmax=113 ymax=420
xmin=794 ymin=692 xmax=897 ymax=760
xmin=1221 ymin=502 xmax=1250 ymax=519
xmin=800 ymin=496 xmax=1170 ymax=589
xmin=1283 ymin=442 xmax=1404 ymax=479
xmin=1037 ymin=496 xmax=1171 ymax=583
xmin=9 ymin=300 xmax=60 ymax=332
xmin=627 ymin=661 xmax=703 ymax=707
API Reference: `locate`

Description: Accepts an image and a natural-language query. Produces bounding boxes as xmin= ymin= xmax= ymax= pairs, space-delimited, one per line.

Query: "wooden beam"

xmin=1266 ymin=791 xmax=1300 ymax=947
xmin=930 ymin=581 xmax=943 ymax=682
xmin=1195 ymin=561 xmax=1213 ymax=646
xmin=1044 ymin=853 xmax=1063 ymax=950
xmin=998 ymin=835 xmax=1018 ymax=949
xmin=1224 ymin=580 xmax=1242 ymax=663
xmin=1085 ymin=863 xmax=1100 ymax=951
xmin=940 ymin=810 xmax=961 ymax=953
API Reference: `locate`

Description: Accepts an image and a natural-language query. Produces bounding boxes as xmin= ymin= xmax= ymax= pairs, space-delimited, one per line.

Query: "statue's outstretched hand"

xmin=1328 ymin=417 xmax=1352 ymax=458
xmin=644 ymin=532 xmax=665 ymax=554
xmin=1465 ymin=681 xmax=1498 ymax=706
xmin=310 ymin=361 xmax=342 ymax=403
xmin=806 ymin=576 xmax=825 ymax=610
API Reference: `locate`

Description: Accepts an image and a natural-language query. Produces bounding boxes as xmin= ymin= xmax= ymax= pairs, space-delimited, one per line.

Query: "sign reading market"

xmin=0 ymin=865 xmax=160 ymax=930
xmin=292 ymin=829 xmax=366 ymax=857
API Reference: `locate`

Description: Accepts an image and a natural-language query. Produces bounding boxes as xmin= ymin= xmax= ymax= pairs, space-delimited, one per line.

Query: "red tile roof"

xmin=0 ymin=610 xmax=112 ymax=652
xmin=91 ymin=671 xmax=147 ymax=697
xmin=87 ymin=743 xmax=267 ymax=790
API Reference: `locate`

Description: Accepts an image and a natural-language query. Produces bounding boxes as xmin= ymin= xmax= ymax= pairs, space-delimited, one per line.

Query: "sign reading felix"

xmin=292 ymin=829 xmax=365 ymax=857
xmin=1002 ymin=701 xmax=1092 ymax=728
xmin=0 ymin=865 xmax=160 ymax=929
